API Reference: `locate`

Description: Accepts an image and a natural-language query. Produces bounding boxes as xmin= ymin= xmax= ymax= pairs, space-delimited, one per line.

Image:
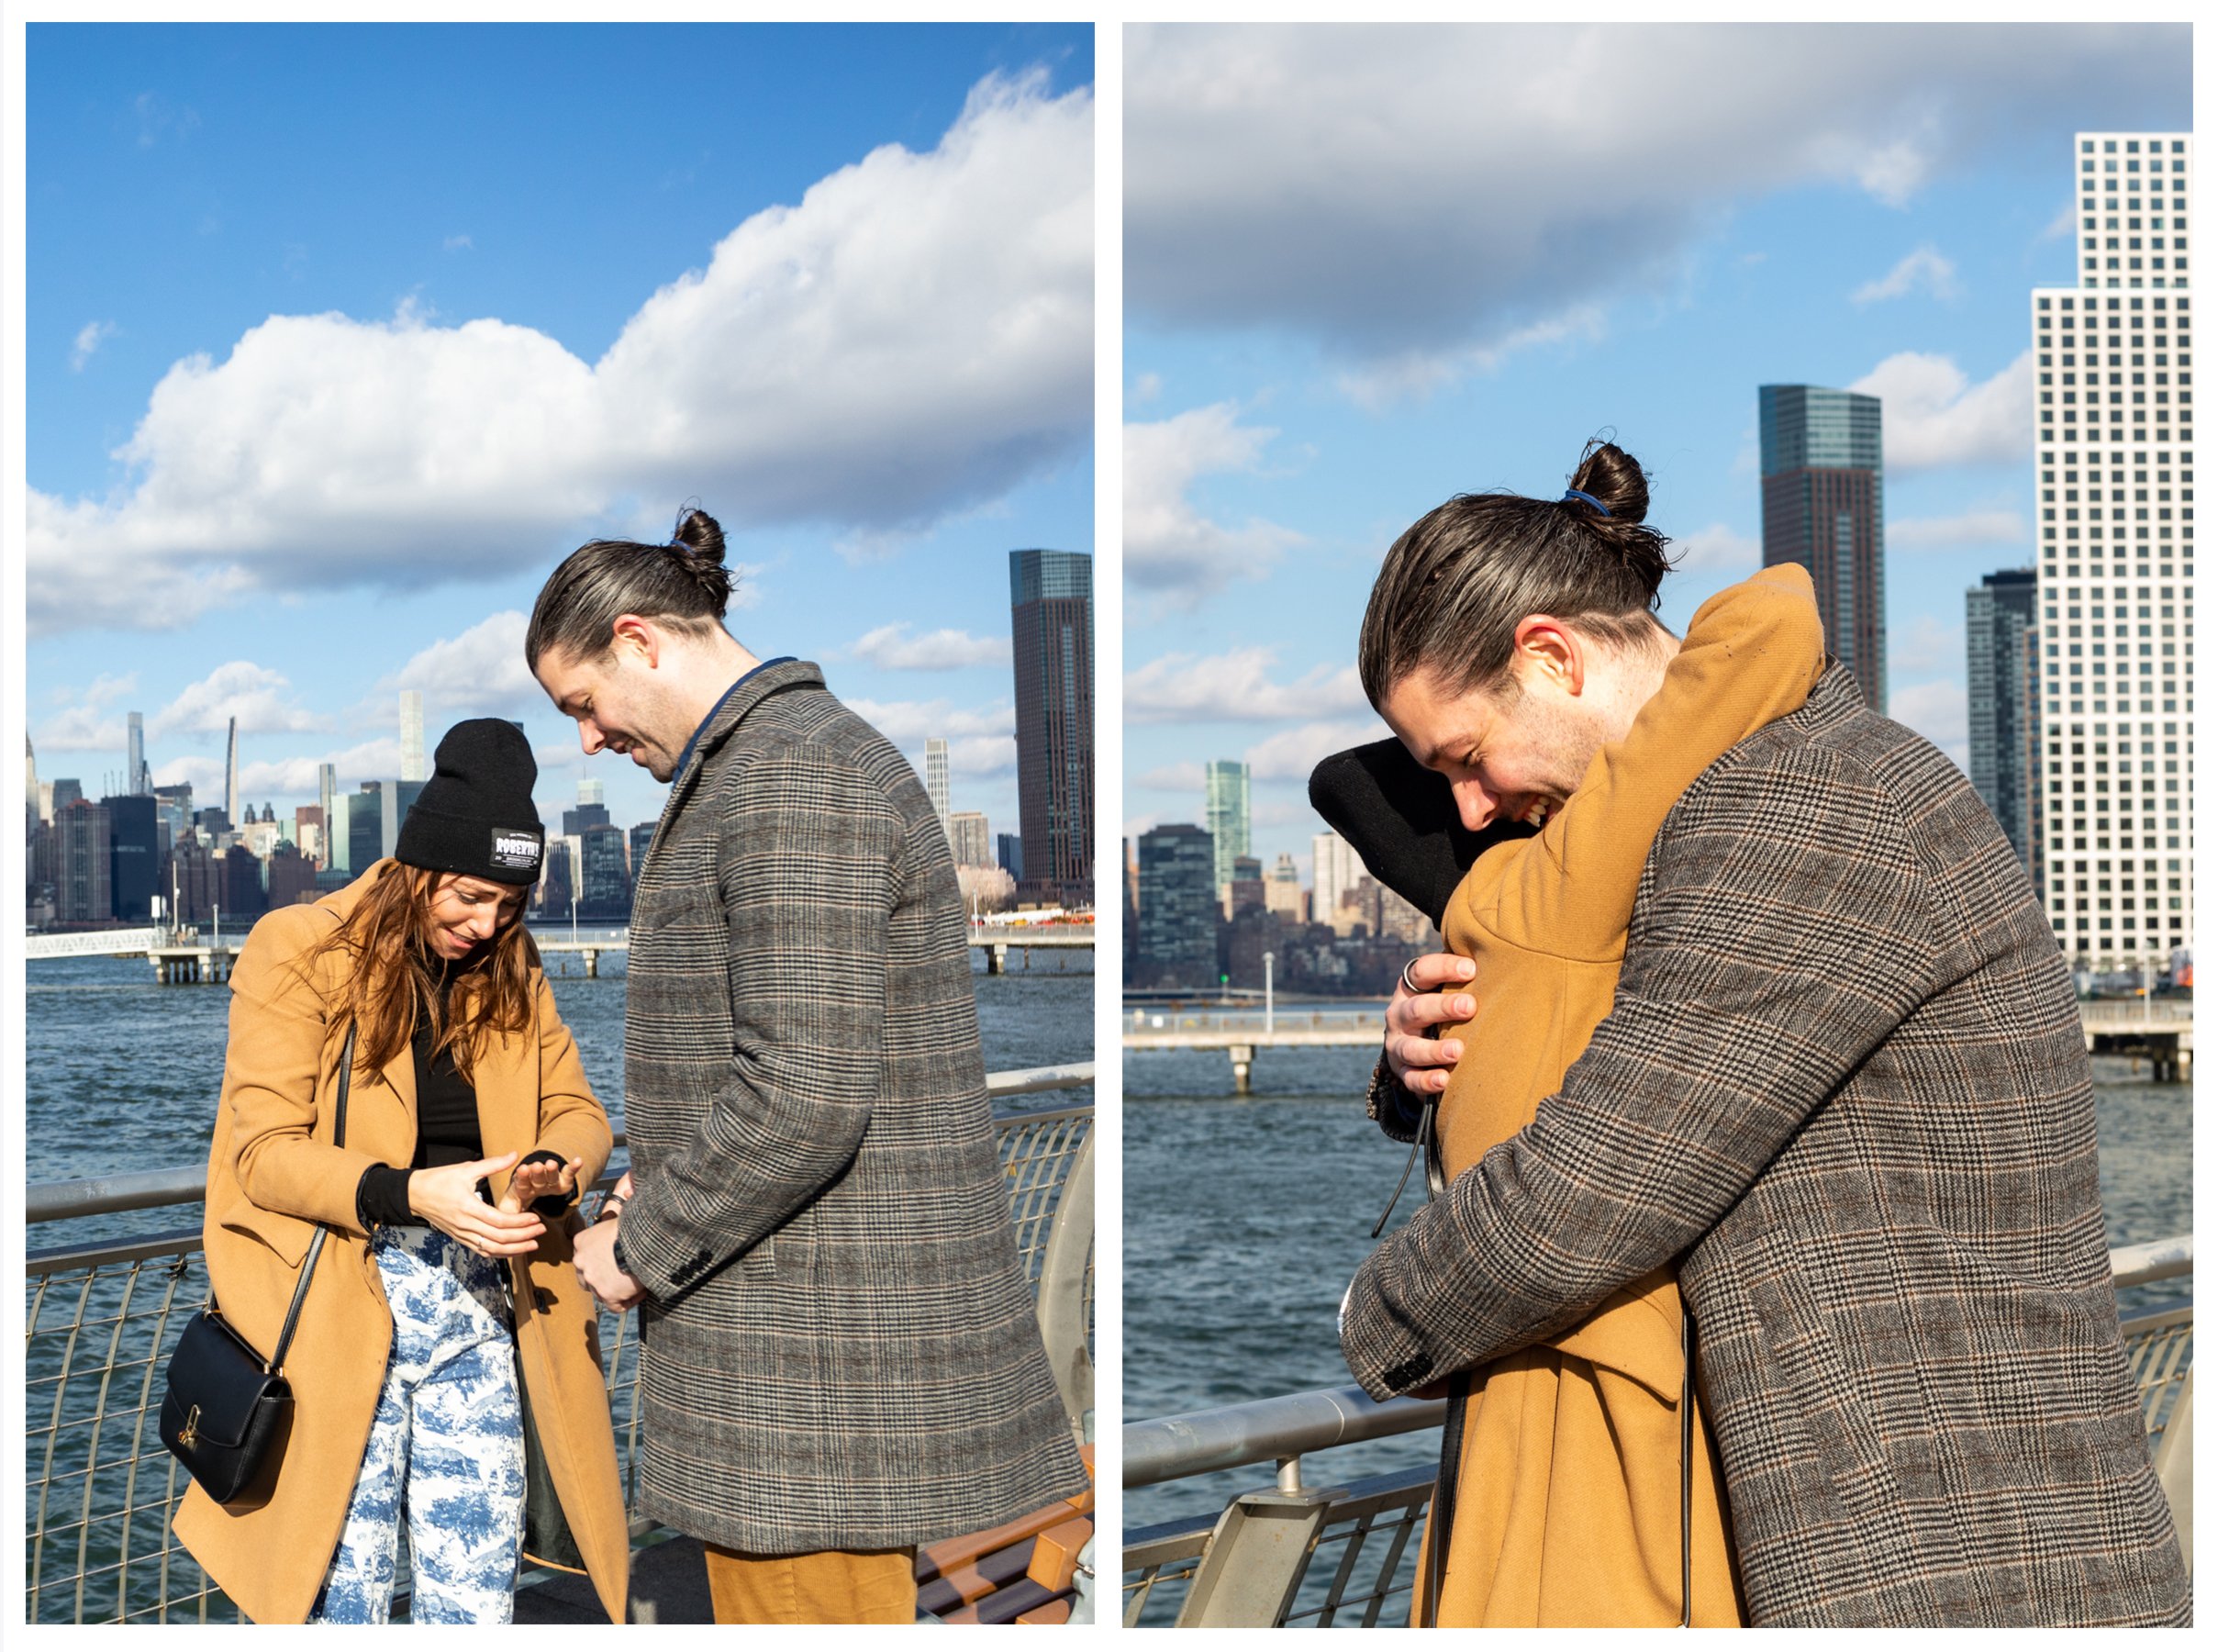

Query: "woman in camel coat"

xmin=172 ymin=720 xmax=630 ymax=1624
xmin=1403 ymin=562 xmax=1822 ymax=1625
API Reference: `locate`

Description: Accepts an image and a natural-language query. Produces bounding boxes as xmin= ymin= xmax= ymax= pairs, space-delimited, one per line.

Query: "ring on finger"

xmin=1399 ymin=958 xmax=1425 ymax=998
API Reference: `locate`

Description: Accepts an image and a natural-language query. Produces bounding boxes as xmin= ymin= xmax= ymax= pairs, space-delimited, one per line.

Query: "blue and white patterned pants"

xmin=312 ymin=1225 xmax=526 ymax=1624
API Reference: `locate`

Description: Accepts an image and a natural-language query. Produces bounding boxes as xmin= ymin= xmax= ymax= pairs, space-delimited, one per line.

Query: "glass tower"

xmin=1758 ymin=385 xmax=1888 ymax=712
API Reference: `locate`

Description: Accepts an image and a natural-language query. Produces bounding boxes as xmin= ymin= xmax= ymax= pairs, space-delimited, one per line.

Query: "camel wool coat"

xmin=1416 ymin=565 xmax=1823 ymax=1625
xmin=171 ymin=862 xmax=630 ymax=1624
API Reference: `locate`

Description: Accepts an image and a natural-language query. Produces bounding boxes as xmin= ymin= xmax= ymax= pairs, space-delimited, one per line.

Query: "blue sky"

xmin=26 ymin=22 xmax=1093 ymax=843
xmin=1123 ymin=22 xmax=2192 ymax=878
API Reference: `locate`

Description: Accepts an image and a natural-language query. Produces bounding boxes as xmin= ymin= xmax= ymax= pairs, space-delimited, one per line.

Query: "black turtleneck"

xmin=352 ymin=961 xmax=567 ymax=1231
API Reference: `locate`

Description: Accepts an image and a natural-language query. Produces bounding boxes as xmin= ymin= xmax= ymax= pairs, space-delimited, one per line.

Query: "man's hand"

xmin=1386 ymin=953 xmax=1477 ymax=1097
xmin=572 ymin=1215 xmax=647 ymax=1312
xmin=408 ymin=1153 xmax=548 ymax=1258
xmin=499 ymin=1154 xmax=585 ymax=1215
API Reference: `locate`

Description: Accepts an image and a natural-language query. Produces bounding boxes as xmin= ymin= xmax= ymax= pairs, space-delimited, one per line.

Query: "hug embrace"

xmin=1320 ymin=441 xmax=2190 ymax=1627
xmin=165 ymin=511 xmax=1087 ymax=1625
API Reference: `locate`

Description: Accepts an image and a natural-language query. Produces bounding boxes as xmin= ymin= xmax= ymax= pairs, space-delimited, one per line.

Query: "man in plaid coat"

xmin=1346 ymin=655 xmax=2190 ymax=1625
xmin=529 ymin=520 xmax=1087 ymax=1623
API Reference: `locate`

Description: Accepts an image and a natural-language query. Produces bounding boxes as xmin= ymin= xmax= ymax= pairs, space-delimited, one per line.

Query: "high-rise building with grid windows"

xmin=2031 ymin=131 xmax=2193 ymax=974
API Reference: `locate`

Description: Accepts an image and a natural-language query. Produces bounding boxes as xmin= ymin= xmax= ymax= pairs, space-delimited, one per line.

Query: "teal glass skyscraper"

xmin=1758 ymin=385 xmax=1887 ymax=712
xmin=1202 ymin=759 xmax=1250 ymax=893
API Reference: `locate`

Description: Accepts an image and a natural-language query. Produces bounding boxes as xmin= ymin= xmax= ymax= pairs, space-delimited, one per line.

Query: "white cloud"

xmin=150 ymin=662 xmax=329 ymax=742
xmin=1124 ymin=403 xmax=1305 ymax=602
xmin=1851 ymin=246 xmax=1960 ymax=306
xmin=2043 ymin=198 xmax=2078 ymax=240
xmin=842 ymin=697 xmax=1014 ymax=743
xmin=132 ymin=92 xmax=200 ymax=148
xmin=1889 ymin=613 xmax=1963 ymax=677
xmin=443 ymin=234 xmax=474 ymax=252
xmin=1889 ymin=678 xmax=1968 ymax=773
xmin=31 ymin=71 xmax=1092 ymax=636
xmin=1332 ymin=305 xmax=1607 ymax=410
xmin=1128 ymin=24 xmax=2180 ymax=368
xmin=151 ymin=736 xmax=405 ymax=803
xmin=1888 ymin=508 xmax=2026 ymax=550
xmin=848 ymin=622 xmax=1010 ymax=671
xmin=377 ymin=610 xmax=541 ymax=712
xmin=1243 ymin=717 xmax=1393 ymax=783
xmin=1130 ymin=371 xmax=1163 ymax=405
xmin=30 ymin=707 xmax=127 ymax=754
xmin=1850 ymin=349 xmax=2032 ymax=470
xmin=1674 ymin=523 xmax=1761 ymax=573
xmin=1126 ymin=646 xmax=1365 ymax=724
xmin=1135 ymin=761 xmax=1206 ymax=793
xmin=71 ymin=320 xmax=117 ymax=371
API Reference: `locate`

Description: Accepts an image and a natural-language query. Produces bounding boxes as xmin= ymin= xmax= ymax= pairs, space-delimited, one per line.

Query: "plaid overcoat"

xmin=1342 ymin=666 xmax=2190 ymax=1626
xmin=614 ymin=659 xmax=1087 ymax=1554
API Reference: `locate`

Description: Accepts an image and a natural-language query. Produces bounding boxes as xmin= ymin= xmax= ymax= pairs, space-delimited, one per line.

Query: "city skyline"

xmin=24 ymin=24 xmax=1095 ymax=848
xmin=1123 ymin=22 xmax=2193 ymax=877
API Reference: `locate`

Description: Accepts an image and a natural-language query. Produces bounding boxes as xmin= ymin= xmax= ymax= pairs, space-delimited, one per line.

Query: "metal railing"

xmin=1122 ymin=1234 xmax=2193 ymax=1628
xmin=25 ymin=1065 xmax=1092 ymax=1625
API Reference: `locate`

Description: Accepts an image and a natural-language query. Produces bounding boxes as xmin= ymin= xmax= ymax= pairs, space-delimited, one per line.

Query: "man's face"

xmin=535 ymin=639 xmax=694 ymax=783
xmin=1380 ymin=643 xmax=1618 ymax=835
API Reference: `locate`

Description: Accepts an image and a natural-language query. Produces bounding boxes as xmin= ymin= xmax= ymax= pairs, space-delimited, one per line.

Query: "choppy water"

xmin=25 ymin=944 xmax=1091 ymax=1247
xmin=1123 ymin=1035 xmax=2193 ymax=1555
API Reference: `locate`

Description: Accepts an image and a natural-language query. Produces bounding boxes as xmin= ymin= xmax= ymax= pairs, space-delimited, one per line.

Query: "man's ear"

xmin=609 ymin=614 xmax=662 ymax=669
xmin=1510 ymin=615 xmax=1584 ymax=696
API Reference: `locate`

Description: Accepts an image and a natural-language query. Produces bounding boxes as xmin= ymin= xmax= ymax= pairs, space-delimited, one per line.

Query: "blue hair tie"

xmin=1561 ymin=487 xmax=1611 ymax=517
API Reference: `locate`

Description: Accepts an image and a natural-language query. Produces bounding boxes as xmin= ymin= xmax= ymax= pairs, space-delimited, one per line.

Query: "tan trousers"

xmin=701 ymin=1542 xmax=919 ymax=1624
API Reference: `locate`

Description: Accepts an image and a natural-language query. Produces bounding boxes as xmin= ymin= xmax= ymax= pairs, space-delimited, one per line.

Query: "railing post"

xmin=1176 ymin=1486 xmax=1339 ymax=1626
xmin=1035 ymin=1132 xmax=1095 ymax=1434
xmin=1229 ymin=1044 xmax=1254 ymax=1096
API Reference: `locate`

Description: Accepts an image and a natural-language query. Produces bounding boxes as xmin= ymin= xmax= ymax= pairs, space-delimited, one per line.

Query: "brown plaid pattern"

xmin=1341 ymin=667 xmax=2189 ymax=1625
xmin=616 ymin=659 xmax=1087 ymax=1556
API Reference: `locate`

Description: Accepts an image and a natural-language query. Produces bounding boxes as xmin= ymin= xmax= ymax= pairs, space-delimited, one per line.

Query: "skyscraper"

xmin=1759 ymin=384 xmax=1888 ymax=711
xmin=1967 ymin=569 xmax=2041 ymax=869
xmin=318 ymin=765 xmax=338 ymax=866
xmin=947 ymin=809 xmax=992 ymax=868
xmin=1135 ymin=823 xmax=1217 ymax=987
xmin=2032 ymin=131 xmax=2194 ymax=973
xmin=399 ymin=691 xmax=427 ymax=783
xmin=127 ymin=712 xmax=148 ymax=795
xmin=1312 ymin=829 xmax=1362 ymax=927
xmin=223 ymin=718 xmax=240 ymax=831
xmin=1009 ymin=548 xmax=1094 ymax=902
xmin=1202 ymin=760 xmax=1252 ymax=892
xmin=925 ymin=738 xmax=952 ymax=828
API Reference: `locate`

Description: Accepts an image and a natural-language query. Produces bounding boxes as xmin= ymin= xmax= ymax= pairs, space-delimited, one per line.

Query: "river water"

xmin=1123 ymin=1032 xmax=2194 ymax=1586
xmin=25 ymin=943 xmax=1091 ymax=1244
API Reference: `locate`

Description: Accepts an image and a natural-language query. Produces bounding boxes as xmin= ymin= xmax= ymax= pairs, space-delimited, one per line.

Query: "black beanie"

xmin=394 ymin=720 xmax=545 ymax=885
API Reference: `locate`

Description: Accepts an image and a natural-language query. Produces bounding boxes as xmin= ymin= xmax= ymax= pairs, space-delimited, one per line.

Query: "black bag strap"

xmin=263 ymin=1020 xmax=356 ymax=1376
xmin=1679 ymin=1306 xmax=1695 ymax=1627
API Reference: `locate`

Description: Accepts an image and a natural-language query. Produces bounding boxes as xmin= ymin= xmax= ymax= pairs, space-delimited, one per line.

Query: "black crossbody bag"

xmin=160 ymin=1021 xmax=356 ymax=1505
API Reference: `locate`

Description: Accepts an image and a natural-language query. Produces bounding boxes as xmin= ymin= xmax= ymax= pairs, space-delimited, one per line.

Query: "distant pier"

xmin=1127 ymin=999 xmax=2193 ymax=1093
xmin=25 ymin=920 xmax=1097 ymax=983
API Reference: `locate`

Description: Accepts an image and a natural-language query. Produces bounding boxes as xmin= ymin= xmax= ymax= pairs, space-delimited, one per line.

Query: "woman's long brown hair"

xmin=312 ymin=863 xmax=539 ymax=1081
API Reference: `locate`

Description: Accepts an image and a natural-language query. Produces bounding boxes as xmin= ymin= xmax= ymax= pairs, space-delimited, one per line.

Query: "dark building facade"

xmin=221 ymin=845 xmax=269 ymax=924
xmin=54 ymin=800 xmax=113 ymax=926
xmin=575 ymin=822 xmax=633 ymax=922
xmin=102 ymin=793 xmax=161 ymax=922
xmin=1134 ymin=823 xmax=1217 ymax=988
xmin=1009 ymin=549 xmax=1094 ymax=905
xmin=265 ymin=841 xmax=321 ymax=909
xmin=1967 ymin=568 xmax=2042 ymax=872
xmin=1759 ymin=385 xmax=1888 ymax=712
xmin=630 ymin=821 xmax=658 ymax=879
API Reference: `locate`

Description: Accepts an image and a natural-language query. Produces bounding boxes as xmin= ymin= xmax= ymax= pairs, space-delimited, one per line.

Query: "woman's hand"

xmin=499 ymin=1154 xmax=585 ymax=1215
xmin=407 ymin=1152 xmax=547 ymax=1258
xmin=1385 ymin=953 xmax=1477 ymax=1097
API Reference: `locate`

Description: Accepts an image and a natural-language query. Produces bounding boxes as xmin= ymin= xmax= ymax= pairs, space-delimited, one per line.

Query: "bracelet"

xmin=595 ymin=1195 xmax=626 ymax=1223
